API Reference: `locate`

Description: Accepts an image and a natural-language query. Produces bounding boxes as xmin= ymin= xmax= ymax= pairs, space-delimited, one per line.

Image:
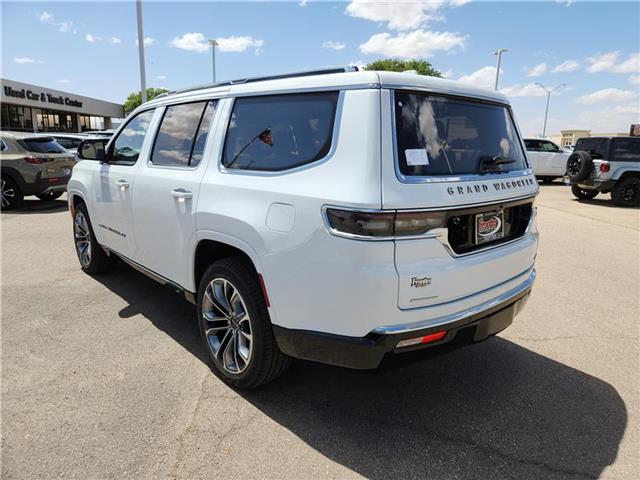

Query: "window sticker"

xmin=405 ymin=148 xmax=430 ymax=166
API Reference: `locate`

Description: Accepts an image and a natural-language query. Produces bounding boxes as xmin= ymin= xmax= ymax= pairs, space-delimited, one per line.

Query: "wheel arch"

xmin=1 ymin=166 xmax=26 ymax=190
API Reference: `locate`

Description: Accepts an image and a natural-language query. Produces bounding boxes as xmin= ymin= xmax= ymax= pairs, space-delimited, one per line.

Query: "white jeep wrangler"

xmin=69 ymin=67 xmax=538 ymax=388
xmin=566 ymin=136 xmax=640 ymax=207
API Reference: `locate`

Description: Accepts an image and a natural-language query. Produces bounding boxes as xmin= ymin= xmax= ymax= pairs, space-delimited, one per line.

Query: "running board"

xmin=107 ymin=249 xmax=197 ymax=305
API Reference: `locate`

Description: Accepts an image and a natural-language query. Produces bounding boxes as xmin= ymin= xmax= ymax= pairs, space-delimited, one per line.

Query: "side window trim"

xmin=147 ymin=99 xmax=219 ymax=170
xmin=219 ymin=91 xmax=342 ymax=175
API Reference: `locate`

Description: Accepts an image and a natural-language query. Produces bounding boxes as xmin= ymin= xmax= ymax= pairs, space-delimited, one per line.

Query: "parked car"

xmin=42 ymin=133 xmax=89 ymax=158
xmin=524 ymin=138 xmax=569 ymax=183
xmin=1 ymin=131 xmax=76 ymax=210
xmin=69 ymin=67 xmax=539 ymax=388
xmin=566 ymin=136 xmax=640 ymax=207
xmin=82 ymin=129 xmax=114 ymax=138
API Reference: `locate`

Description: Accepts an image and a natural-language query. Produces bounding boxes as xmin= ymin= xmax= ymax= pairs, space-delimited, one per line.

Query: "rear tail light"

xmin=24 ymin=156 xmax=52 ymax=164
xmin=396 ymin=330 xmax=447 ymax=349
xmin=599 ymin=162 xmax=610 ymax=173
xmin=326 ymin=208 xmax=445 ymax=238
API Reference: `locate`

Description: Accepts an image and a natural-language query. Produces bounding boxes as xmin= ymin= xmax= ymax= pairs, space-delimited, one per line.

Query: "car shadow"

xmin=94 ymin=264 xmax=627 ymax=479
xmin=3 ymin=198 xmax=68 ymax=214
xmin=571 ymin=197 xmax=635 ymax=209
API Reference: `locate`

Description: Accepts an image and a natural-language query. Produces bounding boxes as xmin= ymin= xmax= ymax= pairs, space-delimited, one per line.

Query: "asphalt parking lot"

xmin=1 ymin=185 xmax=638 ymax=479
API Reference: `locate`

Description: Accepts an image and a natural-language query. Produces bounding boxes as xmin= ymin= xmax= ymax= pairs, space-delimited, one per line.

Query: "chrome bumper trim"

xmin=373 ymin=269 xmax=536 ymax=335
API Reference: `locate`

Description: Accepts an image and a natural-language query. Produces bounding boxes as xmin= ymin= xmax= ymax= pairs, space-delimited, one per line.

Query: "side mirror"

xmin=78 ymin=139 xmax=107 ymax=161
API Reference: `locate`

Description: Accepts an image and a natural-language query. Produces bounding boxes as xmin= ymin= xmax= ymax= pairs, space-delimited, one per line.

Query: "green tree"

xmin=123 ymin=87 xmax=170 ymax=115
xmin=364 ymin=59 xmax=442 ymax=77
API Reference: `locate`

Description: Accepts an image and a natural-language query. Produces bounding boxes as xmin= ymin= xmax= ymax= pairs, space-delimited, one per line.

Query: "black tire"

xmin=566 ymin=151 xmax=593 ymax=182
xmin=1 ymin=175 xmax=24 ymax=211
xmin=36 ymin=191 xmax=64 ymax=201
xmin=611 ymin=177 xmax=640 ymax=207
xmin=571 ymin=184 xmax=598 ymax=200
xmin=197 ymin=256 xmax=290 ymax=389
xmin=73 ymin=202 xmax=115 ymax=274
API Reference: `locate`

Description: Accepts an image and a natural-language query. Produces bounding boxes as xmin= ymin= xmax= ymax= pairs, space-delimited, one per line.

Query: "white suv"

xmin=69 ymin=67 xmax=539 ymax=388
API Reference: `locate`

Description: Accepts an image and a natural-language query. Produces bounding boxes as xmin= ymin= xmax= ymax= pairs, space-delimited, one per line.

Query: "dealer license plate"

xmin=475 ymin=210 xmax=505 ymax=245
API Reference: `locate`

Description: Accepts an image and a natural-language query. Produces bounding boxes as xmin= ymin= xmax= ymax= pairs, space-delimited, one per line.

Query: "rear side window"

xmin=611 ymin=138 xmax=640 ymax=162
xmin=222 ymin=92 xmax=339 ymax=172
xmin=19 ymin=137 xmax=66 ymax=154
xmin=575 ymin=138 xmax=610 ymax=159
xmin=151 ymin=100 xmax=217 ymax=167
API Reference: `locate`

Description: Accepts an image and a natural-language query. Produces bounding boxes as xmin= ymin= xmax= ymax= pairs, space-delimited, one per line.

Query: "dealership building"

xmin=1 ymin=78 xmax=124 ymax=133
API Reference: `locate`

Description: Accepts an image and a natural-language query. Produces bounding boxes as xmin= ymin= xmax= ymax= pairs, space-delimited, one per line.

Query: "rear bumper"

xmin=22 ymin=173 xmax=71 ymax=196
xmin=273 ymin=270 xmax=534 ymax=369
xmin=575 ymin=179 xmax=616 ymax=192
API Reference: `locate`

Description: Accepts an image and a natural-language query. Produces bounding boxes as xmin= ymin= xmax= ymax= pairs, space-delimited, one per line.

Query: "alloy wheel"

xmin=622 ymin=181 xmax=638 ymax=202
xmin=74 ymin=211 xmax=92 ymax=267
xmin=567 ymin=157 xmax=582 ymax=177
xmin=202 ymin=278 xmax=253 ymax=374
xmin=1 ymin=178 xmax=15 ymax=208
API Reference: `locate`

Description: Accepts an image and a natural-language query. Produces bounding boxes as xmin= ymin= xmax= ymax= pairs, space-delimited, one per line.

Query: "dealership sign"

xmin=3 ymin=85 xmax=83 ymax=108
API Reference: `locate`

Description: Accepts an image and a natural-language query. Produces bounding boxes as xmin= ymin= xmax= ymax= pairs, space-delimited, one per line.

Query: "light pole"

xmin=208 ymin=39 xmax=218 ymax=83
xmin=535 ymin=83 xmax=566 ymax=137
xmin=136 ymin=0 xmax=147 ymax=103
xmin=493 ymin=48 xmax=507 ymax=90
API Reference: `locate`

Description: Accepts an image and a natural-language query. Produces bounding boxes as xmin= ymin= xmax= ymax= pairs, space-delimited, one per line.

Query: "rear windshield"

xmin=574 ymin=138 xmax=610 ymax=159
xmin=19 ymin=137 xmax=66 ymax=154
xmin=394 ymin=91 xmax=527 ymax=176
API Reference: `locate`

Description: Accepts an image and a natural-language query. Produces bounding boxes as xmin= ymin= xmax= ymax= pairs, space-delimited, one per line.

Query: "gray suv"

xmin=566 ymin=136 xmax=640 ymax=207
xmin=1 ymin=131 xmax=76 ymax=210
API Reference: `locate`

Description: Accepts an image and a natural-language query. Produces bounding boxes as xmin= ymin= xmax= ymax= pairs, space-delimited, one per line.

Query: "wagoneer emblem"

xmin=411 ymin=276 xmax=432 ymax=288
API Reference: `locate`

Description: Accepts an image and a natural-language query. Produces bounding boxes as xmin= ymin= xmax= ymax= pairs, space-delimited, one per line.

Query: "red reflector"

xmin=599 ymin=162 xmax=610 ymax=173
xmin=420 ymin=331 xmax=447 ymax=344
xmin=258 ymin=273 xmax=270 ymax=307
xmin=24 ymin=156 xmax=49 ymax=164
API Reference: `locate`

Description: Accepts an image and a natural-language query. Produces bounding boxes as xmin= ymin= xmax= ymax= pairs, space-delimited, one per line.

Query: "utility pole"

xmin=208 ymin=39 xmax=218 ymax=83
xmin=136 ymin=0 xmax=147 ymax=103
xmin=493 ymin=48 xmax=507 ymax=90
xmin=535 ymin=83 xmax=566 ymax=137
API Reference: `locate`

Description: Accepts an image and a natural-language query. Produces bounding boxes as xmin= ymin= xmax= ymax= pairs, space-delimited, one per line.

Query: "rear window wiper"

xmin=479 ymin=156 xmax=516 ymax=174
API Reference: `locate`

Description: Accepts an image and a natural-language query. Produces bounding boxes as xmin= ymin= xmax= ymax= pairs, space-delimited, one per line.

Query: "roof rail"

xmin=156 ymin=66 xmax=359 ymax=99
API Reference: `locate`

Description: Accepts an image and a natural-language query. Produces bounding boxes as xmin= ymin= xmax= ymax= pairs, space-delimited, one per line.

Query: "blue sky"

xmin=2 ymin=0 xmax=639 ymax=135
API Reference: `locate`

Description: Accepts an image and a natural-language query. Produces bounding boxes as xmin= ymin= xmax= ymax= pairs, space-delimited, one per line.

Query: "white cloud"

xmin=345 ymin=0 xmax=469 ymax=31
xmin=349 ymin=60 xmax=367 ymax=69
xmin=299 ymin=0 xmax=308 ymax=6
xmin=630 ymin=75 xmax=640 ymax=86
xmin=501 ymin=83 xmax=549 ymax=97
xmin=170 ymin=32 xmax=209 ymax=53
xmin=216 ymin=36 xmax=264 ymax=54
xmin=108 ymin=37 xmax=121 ymax=45
xmin=157 ymin=75 xmax=167 ymax=80
xmin=39 ymin=11 xmax=73 ymax=33
xmin=323 ymin=40 xmax=346 ymax=50
xmin=457 ymin=66 xmax=499 ymax=89
xmin=525 ymin=62 xmax=548 ymax=77
xmin=575 ymin=105 xmax=640 ymax=132
xmin=555 ymin=0 xmax=573 ymax=6
xmin=575 ymin=88 xmax=638 ymax=105
xmin=552 ymin=60 xmax=580 ymax=73
xmin=58 ymin=79 xmax=70 ymax=84
xmin=13 ymin=57 xmax=37 ymax=64
xmin=441 ymin=69 xmax=453 ymax=79
xmin=359 ymin=29 xmax=466 ymax=58
xmin=586 ymin=51 xmax=639 ymax=74
xmin=85 ymin=33 xmax=101 ymax=43
xmin=136 ymin=37 xmax=155 ymax=46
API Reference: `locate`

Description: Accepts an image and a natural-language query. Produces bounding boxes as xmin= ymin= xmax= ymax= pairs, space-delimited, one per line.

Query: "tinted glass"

xmin=111 ymin=109 xmax=155 ymax=165
xmin=395 ymin=92 xmax=527 ymax=176
xmin=611 ymin=138 xmax=640 ymax=162
xmin=575 ymin=138 xmax=609 ymax=159
xmin=190 ymin=101 xmax=217 ymax=167
xmin=539 ymin=141 xmax=559 ymax=152
xmin=222 ymin=92 xmax=338 ymax=171
xmin=20 ymin=138 xmax=66 ymax=154
xmin=151 ymin=101 xmax=213 ymax=167
xmin=525 ymin=140 xmax=540 ymax=151
xmin=56 ymin=138 xmax=82 ymax=149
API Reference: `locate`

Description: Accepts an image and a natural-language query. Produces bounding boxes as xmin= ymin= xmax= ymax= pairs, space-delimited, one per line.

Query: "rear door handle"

xmin=171 ymin=188 xmax=193 ymax=200
xmin=116 ymin=179 xmax=129 ymax=189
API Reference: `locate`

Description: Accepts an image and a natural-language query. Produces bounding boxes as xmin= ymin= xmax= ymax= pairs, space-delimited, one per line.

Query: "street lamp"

xmin=136 ymin=0 xmax=147 ymax=103
xmin=208 ymin=39 xmax=218 ymax=83
xmin=493 ymin=48 xmax=508 ymax=90
xmin=535 ymin=83 xmax=566 ymax=138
